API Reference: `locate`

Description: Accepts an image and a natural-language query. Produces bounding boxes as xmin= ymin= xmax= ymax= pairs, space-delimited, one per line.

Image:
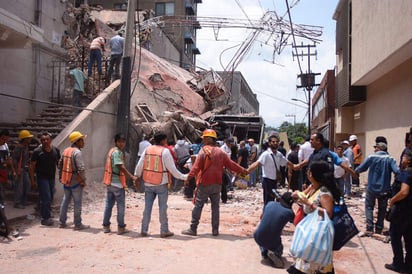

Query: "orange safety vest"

xmin=103 ymin=147 xmax=126 ymax=188
xmin=60 ymin=147 xmax=80 ymax=186
xmin=142 ymin=145 xmax=167 ymax=185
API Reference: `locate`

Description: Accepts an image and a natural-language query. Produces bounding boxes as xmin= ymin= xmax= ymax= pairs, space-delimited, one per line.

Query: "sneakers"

xmin=74 ymin=224 xmax=90 ymax=230
xmin=359 ymin=230 xmax=373 ymax=237
xmin=41 ymin=219 xmax=54 ymax=226
xmin=160 ymin=231 xmax=174 ymax=238
xmin=181 ymin=228 xmax=197 ymax=236
xmin=59 ymin=223 xmax=67 ymax=229
xmin=103 ymin=225 xmax=111 ymax=233
xmin=117 ymin=227 xmax=128 ymax=235
xmin=267 ymin=251 xmax=284 ymax=268
xmin=384 ymin=263 xmax=404 ymax=273
xmin=212 ymin=229 xmax=219 ymax=236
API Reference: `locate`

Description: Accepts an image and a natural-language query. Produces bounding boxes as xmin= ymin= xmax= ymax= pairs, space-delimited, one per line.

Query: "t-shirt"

xmin=111 ymin=148 xmax=124 ymax=188
xmin=237 ymin=147 xmax=249 ymax=168
xmin=31 ymin=146 xmax=60 ymax=180
xmin=254 ymin=201 xmax=294 ymax=251
xmin=70 ymin=68 xmax=87 ymax=92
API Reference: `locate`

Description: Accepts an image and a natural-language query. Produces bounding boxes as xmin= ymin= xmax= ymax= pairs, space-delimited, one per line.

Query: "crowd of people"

xmin=1 ymin=126 xmax=412 ymax=274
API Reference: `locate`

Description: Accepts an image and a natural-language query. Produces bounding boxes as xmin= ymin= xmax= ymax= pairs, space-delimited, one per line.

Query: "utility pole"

xmin=116 ymin=0 xmax=136 ymax=143
xmin=292 ymin=43 xmax=320 ymax=136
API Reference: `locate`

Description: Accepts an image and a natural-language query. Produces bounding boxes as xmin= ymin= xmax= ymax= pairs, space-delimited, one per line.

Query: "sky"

xmin=196 ymin=0 xmax=339 ymax=128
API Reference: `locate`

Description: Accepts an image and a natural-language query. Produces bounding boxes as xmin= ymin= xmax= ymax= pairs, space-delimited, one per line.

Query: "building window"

xmin=155 ymin=2 xmax=175 ymax=16
xmin=113 ymin=3 xmax=127 ymax=10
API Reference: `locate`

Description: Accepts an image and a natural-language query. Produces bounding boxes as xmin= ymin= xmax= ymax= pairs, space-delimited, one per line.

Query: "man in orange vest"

xmin=134 ymin=131 xmax=188 ymax=238
xmin=181 ymin=129 xmax=248 ymax=237
xmin=12 ymin=130 xmax=33 ymax=209
xmin=58 ymin=131 xmax=89 ymax=230
xmin=102 ymin=133 xmax=137 ymax=235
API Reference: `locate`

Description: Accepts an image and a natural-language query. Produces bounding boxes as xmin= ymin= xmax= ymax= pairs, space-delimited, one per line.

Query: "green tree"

xmin=277 ymin=121 xmax=307 ymax=145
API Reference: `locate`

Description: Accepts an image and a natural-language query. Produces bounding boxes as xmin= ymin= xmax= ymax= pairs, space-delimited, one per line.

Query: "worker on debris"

xmin=69 ymin=63 xmax=88 ymax=113
xmin=134 ymin=131 xmax=188 ymax=238
xmin=107 ymin=32 xmax=125 ymax=81
xmin=254 ymin=191 xmax=295 ymax=269
xmin=30 ymin=132 xmax=61 ymax=226
xmin=58 ymin=131 xmax=89 ymax=230
xmin=12 ymin=130 xmax=33 ymax=209
xmin=102 ymin=133 xmax=137 ymax=235
xmin=181 ymin=129 xmax=247 ymax=237
xmin=87 ymin=36 xmax=105 ymax=77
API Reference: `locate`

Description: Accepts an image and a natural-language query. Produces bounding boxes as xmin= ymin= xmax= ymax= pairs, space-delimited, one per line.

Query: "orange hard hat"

xmin=202 ymin=129 xmax=217 ymax=139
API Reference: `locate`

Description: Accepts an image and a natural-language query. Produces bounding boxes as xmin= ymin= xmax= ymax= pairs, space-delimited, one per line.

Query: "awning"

xmin=0 ymin=8 xmax=44 ymax=48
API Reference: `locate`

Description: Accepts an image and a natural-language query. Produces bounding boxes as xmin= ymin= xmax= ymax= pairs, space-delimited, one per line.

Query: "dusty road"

xmin=0 ymin=185 xmax=396 ymax=273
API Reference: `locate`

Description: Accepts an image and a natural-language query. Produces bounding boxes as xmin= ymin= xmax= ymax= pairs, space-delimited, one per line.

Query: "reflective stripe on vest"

xmin=60 ymin=147 xmax=76 ymax=186
xmin=142 ymin=145 xmax=166 ymax=185
xmin=103 ymin=147 xmax=126 ymax=187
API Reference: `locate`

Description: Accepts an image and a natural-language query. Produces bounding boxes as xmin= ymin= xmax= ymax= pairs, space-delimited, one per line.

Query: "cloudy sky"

xmin=195 ymin=0 xmax=339 ymax=128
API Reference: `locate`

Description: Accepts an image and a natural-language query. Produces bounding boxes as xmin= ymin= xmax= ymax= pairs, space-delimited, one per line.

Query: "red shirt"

xmin=188 ymin=145 xmax=245 ymax=186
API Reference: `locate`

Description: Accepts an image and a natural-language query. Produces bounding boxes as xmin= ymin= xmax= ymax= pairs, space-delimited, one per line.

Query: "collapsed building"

xmin=60 ymin=4 xmax=264 ymax=155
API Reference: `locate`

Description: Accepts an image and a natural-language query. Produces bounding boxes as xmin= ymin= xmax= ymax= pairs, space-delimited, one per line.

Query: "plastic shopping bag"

xmin=290 ymin=208 xmax=334 ymax=266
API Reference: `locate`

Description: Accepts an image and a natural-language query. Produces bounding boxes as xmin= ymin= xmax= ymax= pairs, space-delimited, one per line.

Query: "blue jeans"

xmin=343 ymin=174 xmax=352 ymax=196
xmin=141 ymin=184 xmax=169 ymax=234
xmin=249 ymin=170 xmax=257 ymax=186
xmin=335 ymin=177 xmax=345 ymax=197
xmin=190 ymin=184 xmax=221 ymax=232
xmin=37 ymin=177 xmax=55 ymax=220
xmin=365 ymin=189 xmax=388 ymax=232
xmin=103 ymin=185 xmax=126 ymax=228
xmin=14 ymin=169 xmax=30 ymax=206
xmin=59 ymin=184 xmax=83 ymax=226
xmin=88 ymin=49 xmax=102 ymax=76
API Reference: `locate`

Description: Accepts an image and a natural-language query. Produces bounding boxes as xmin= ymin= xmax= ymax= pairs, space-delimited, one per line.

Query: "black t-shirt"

xmin=31 ymin=146 xmax=61 ymax=180
xmin=309 ymin=146 xmax=334 ymax=173
xmin=237 ymin=147 xmax=249 ymax=168
xmin=398 ymin=167 xmax=412 ymax=209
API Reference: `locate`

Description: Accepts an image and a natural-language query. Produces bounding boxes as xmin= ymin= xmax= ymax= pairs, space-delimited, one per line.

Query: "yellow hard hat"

xmin=69 ymin=131 xmax=85 ymax=143
xmin=201 ymin=129 xmax=217 ymax=139
xmin=18 ymin=130 xmax=33 ymax=140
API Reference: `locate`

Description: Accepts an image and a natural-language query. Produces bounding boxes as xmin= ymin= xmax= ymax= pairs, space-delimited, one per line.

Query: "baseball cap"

xmin=342 ymin=140 xmax=350 ymax=145
xmin=374 ymin=142 xmax=387 ymax=151
xmin=349 ymin=135 xmax=357 ymax=141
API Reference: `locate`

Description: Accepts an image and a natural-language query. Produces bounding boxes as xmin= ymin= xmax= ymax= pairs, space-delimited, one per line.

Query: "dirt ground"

xmin=0 ymin=183 xmax=397 ymax=274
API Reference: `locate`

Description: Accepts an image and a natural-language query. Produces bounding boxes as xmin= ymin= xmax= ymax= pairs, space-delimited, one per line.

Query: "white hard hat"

xmin=349 ymin=135 xmax=358 ymax=141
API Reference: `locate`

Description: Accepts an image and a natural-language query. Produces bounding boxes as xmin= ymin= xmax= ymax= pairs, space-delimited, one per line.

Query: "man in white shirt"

xmin=297 ymin=136 xmax=314 ymax=190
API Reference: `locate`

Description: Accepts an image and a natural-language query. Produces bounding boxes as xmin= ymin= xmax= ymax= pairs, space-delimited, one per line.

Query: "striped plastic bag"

xmin=290 ymin=208 xmax=334 ymax=266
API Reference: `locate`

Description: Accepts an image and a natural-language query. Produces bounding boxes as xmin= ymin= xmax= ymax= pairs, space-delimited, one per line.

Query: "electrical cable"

xmin=285 ymin=0 xmax=303 ymax=74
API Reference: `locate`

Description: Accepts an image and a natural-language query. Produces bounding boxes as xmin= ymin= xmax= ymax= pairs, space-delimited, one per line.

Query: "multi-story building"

xmin=216 ymin=71 xmax=259 ymax=115
xmin=88 ymin=0 xmax=202 ymax=70
xmin=311 ymin=69 xmax=336 ymax=147
xmin=333 ymin=0 xmax=412 ymax=156
xmin=0 ymin=1 xmax=68 ymax=123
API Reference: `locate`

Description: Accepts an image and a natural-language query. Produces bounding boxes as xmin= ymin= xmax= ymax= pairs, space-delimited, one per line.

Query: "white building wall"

xmin=351 ymin=0 xmax=412 ymax=85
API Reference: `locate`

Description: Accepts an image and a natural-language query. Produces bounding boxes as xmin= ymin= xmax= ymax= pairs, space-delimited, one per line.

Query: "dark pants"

xmin=190 ymin=184 xmax=220 ymax=232
xmin=262 ymin=177 xmax=276 ymax=206
xmin=88 ymin=49 xmax=102 ymax=76
xmin=221 ymin=172 xmax=230 ymax=203
xmin=37 ymin=177 xmax=55 ymax=221
xmin=352 ymin=164 xmax=360 ymax=186
xmin=183 ymin=178 xmax=196 ymax=198
xmin=390 ymin=216 xmax=412 ymax=271
xmin=107 ymin=54 xmax=122 ymax=80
